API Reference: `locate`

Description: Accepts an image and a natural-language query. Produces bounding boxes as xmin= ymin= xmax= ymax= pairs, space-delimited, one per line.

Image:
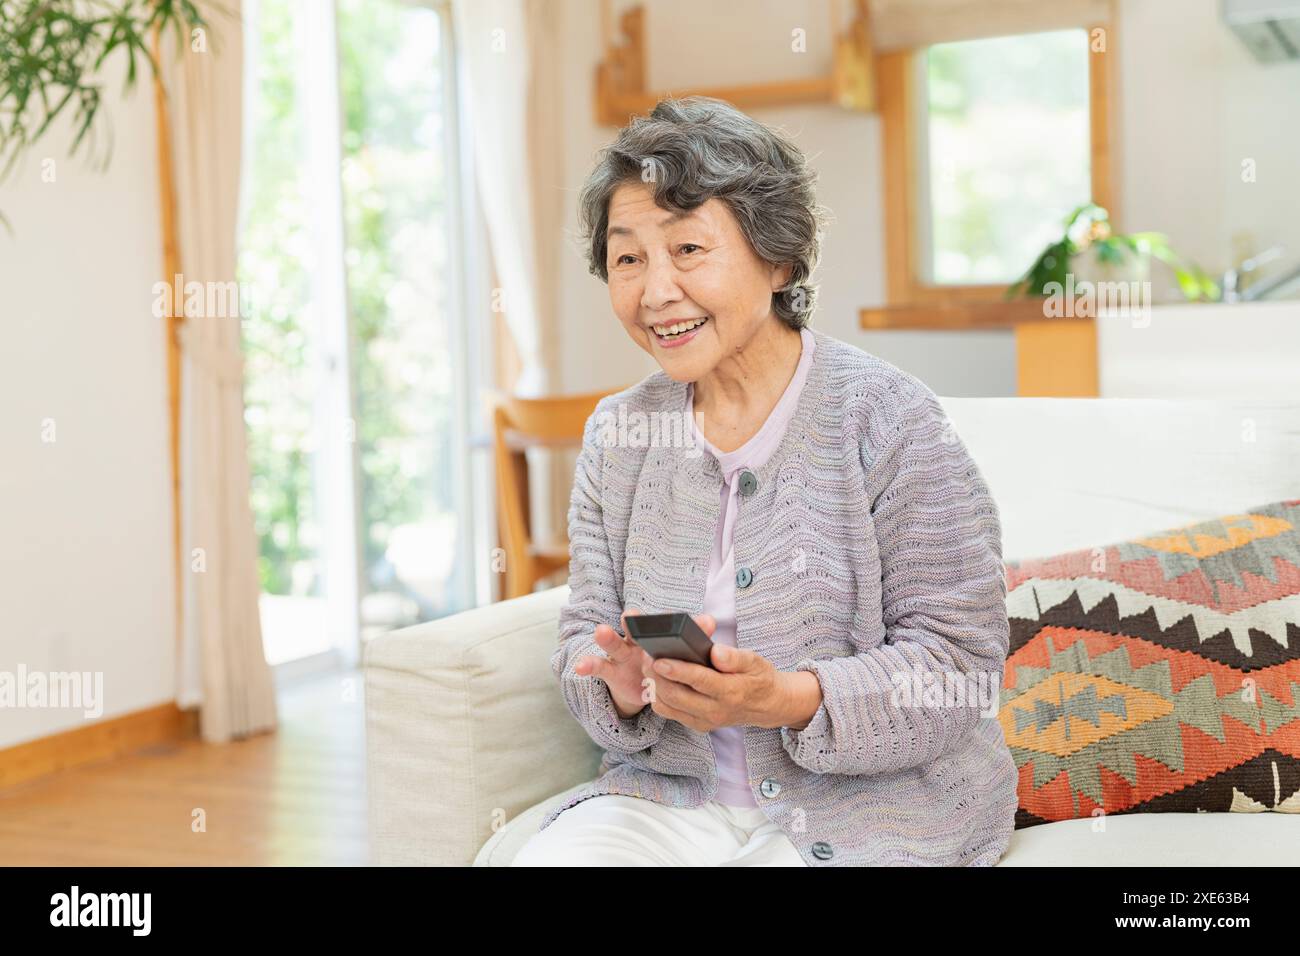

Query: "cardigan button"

xmin=737 ymin=469 xmax=758 ymax=496
xmin=811 ymin=841 xmax=834 ymax=861
xmin=760 ymin=778 xmax=781 ymax=798
xmin=735 ymin=567 xmax=753 ymax=588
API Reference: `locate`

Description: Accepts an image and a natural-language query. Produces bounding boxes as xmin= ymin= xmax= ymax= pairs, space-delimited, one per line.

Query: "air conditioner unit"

xmin=1223 ymin=0 xmax=1300 ymax=61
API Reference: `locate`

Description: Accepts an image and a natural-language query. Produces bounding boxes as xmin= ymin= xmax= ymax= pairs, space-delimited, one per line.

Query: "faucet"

xmin=1242 ymin=258 xmax=1300 ymax=302
xmin=1220 ymin=245 xmax=1285 ymax=302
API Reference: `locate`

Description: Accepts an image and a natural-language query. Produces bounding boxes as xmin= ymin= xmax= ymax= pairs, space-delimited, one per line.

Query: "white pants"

xmin=510 ymin=794 xmax=809 ymax=866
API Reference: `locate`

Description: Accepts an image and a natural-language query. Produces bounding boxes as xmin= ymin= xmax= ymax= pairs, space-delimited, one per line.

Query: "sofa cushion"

xmin=481 ymin=788 xmax=1300 ymax=866
xmin=936 ymin=398 xmax=1300 ymax=564
xmin=1002 ymin=498 xmax=1300 ymax=828
xmin=473 ymin=781 xmax=594 ymax=866
xmin=364 ymin=584 xmax=605 ymax=866
xmin=996 ymin=811 xmax=1300 ymax=865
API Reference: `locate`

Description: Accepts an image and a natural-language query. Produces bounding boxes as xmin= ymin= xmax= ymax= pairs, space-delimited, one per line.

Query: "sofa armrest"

xmin=364 ymin=585 xmax=602 ymax=865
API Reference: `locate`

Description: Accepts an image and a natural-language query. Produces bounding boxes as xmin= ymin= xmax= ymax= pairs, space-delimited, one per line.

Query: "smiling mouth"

xmin=651 ymin=316 xmax=709 ymax=339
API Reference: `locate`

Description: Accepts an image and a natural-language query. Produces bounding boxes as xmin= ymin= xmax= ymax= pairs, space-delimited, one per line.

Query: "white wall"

xmin=548 ymin=0 xmax=1300 ymax=398
xmin=0 ymin=60 xmax=176 ymax=749
xmin=1118 ymin=0 xmax=1300 ymax=291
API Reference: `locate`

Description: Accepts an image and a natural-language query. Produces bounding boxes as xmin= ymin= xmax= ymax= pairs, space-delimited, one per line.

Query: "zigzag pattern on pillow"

xmin=1002 ymin=499 xmax=1300 ymax=828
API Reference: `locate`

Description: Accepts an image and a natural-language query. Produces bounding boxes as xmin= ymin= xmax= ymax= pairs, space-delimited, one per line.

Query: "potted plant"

xmin=0 ymin=0 xmax=211 ymax=231
xmin=1006 ymin=202 xmax=1219 ymax=303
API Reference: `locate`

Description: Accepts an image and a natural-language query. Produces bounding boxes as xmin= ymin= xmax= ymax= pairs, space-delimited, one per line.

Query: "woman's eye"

xmin=612 ymin=247 xmax=697 ymax=266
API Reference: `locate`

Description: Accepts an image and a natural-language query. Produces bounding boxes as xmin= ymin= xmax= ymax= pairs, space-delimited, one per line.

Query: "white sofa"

xmin=365 ymin=397 xmax=1300 ymax=866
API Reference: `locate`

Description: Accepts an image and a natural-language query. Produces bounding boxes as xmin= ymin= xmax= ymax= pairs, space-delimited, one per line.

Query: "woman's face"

xmin=604 ymin=181 xmax=792 ymax=383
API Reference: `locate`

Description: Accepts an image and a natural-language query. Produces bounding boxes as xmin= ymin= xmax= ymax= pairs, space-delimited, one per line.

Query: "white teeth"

xmin=654 ymin=316 xmax=707 ymax=337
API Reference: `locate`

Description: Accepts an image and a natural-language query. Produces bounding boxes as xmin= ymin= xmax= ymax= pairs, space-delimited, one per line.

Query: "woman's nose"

xmin=640 ymin=256 xmax=683 ymax=311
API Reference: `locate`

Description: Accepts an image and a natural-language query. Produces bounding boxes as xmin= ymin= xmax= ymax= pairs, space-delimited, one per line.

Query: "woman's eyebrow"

xmin=607 ymin=210 xmax=698 ymax=238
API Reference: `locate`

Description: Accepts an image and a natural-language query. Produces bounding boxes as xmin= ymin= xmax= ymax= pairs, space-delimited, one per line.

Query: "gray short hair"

xmin=577 ymin=96 xmax=830 ymax=330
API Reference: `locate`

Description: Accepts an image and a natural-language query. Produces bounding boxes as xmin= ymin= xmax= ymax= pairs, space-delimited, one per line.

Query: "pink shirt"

xmin=685 ymin=326 xmax=817 ymax=806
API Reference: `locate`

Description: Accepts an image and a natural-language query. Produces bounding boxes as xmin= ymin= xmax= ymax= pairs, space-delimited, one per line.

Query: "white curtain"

xmin=450 ymin=0 xmax=555 ymax=398
xmin=452 ymin=0 xmax=570 ymax=551
xmin=169 ymin=1 xmax=278 ymax=742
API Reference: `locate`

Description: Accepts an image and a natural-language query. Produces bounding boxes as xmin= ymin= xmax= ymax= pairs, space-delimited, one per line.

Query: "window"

xmin=239 ymin=0 xmax=485 ymax=669
xmin=920 ymin=30 xmax=1091 ymax=286
xmin=879 ymin=23 xmax=1112 ymax=305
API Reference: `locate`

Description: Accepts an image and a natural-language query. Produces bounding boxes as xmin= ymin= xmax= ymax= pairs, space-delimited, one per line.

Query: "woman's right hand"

xmin=575 ymin=608 xmax=719 ymax=719
xmin=574 ymin=608 xmax=658 ymax=719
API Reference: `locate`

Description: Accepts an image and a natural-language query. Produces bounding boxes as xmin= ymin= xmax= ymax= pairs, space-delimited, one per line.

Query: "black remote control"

xmin=624 ymin=612 xmax=716 ymax=669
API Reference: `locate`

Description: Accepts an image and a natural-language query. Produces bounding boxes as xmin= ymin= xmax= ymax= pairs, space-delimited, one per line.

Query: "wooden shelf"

xmin=859 ymin=301 xmax=1099 ymax=397
xmin=860 ymin=299 xmax=1051 ymax=330
xmin=594 ymin=1 xmax=875 ymax=125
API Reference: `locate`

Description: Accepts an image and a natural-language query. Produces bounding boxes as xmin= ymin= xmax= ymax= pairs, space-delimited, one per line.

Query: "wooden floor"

xmin=0 ymin=669 xmax=369 ymax=865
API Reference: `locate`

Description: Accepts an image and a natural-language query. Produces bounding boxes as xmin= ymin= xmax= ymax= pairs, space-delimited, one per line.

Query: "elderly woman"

xmin=511 ymin=96 xmax=1019 ymax=867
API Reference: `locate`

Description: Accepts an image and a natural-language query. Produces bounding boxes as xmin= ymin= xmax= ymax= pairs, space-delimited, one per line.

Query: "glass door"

xmin=239 ymin=0 xmax=479 ymax=670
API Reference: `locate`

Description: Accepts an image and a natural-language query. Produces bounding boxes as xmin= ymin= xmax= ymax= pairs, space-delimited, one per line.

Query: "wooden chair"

xmin=490 ymin=389 xmax=621 ymax=600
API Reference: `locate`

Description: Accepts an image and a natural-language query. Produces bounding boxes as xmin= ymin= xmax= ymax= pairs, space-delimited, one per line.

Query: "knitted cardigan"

xmin=538 ymin=328 xmax=1020 ymax=866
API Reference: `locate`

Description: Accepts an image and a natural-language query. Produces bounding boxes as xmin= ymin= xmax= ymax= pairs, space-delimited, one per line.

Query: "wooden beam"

xmin=152 ymin=26 xmax=184 ymax=656
xmin=1088 ymin=19 xmax=1115 ymax=219
xmin=832 ymin=0 xmax=876 ymax=110
xmin=877 ymin=49 xmax=914 ymax=304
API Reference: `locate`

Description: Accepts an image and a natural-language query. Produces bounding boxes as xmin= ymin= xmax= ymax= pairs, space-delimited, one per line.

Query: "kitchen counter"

xmin=1097 ymin=301 xmax=1300 ymax=398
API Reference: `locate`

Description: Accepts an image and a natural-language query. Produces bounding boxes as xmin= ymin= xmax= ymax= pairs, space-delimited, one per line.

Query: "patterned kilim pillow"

xmin=1001 ymin=498 xmax=1300 ymax=828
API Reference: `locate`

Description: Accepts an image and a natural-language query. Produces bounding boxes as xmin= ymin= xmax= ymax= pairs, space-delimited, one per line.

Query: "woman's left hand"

xmin=640 ymin=644 xmax=800 ymax=733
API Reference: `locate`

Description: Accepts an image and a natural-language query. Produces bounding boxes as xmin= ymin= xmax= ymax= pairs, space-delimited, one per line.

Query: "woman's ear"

xmin=771 ymin=261 xmax=794 ymax=291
